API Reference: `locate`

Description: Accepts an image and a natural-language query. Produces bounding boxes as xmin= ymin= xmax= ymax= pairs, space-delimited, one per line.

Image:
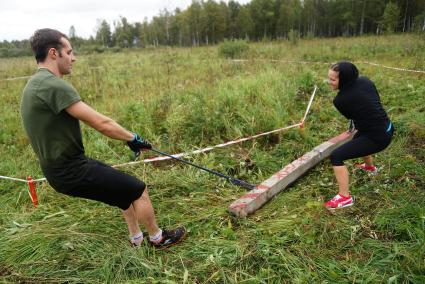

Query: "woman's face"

xmin=328 ymin=69 xmax=339 ymax=90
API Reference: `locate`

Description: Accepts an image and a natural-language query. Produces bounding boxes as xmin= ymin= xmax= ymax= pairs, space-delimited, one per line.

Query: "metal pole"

xmin=150 ymin=148 xmax=256 ymax=190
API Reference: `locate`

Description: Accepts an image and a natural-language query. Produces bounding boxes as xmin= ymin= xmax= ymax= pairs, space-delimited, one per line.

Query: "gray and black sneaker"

xmin=149 ymin=226 xmax=187 ymax=249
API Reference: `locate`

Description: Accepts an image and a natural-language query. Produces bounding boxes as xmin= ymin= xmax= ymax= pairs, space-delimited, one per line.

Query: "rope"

xmin=301 ymin=85 xmax=317 ymax=124
xmin=1 ymin=75 xmax=32 ymax=81
xmin=231 ymin=59 xmax=425 ymax=74
xmin=2 ymin=59 xmax=424 ymax=82
xmin=0 ymin=175 xmax=28 ymax=182
xmin=360 ymin=61 xmax=425 ymax=74
xmin=0 ymin=66 xmax=104 ymax=82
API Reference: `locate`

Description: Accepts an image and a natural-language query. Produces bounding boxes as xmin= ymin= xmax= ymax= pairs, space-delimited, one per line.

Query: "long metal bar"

xmin=150 ymin=148 xmax=256 ymax=190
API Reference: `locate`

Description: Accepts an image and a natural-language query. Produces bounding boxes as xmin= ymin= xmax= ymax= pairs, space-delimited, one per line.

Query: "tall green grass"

xmin=0 ymin=34 xmax=424 ymax=283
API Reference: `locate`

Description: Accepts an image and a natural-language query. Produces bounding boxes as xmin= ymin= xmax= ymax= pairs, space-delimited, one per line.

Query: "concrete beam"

xmin=228 ymin=131 xmax=354 ymax=218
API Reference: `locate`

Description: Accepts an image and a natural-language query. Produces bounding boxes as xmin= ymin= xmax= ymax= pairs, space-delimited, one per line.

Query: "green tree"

xmin=173 ymin=8 xmax=192 ymax=46
xmin=235 ymin=5 xmax=254 ymax=39
xmin=276 ymin=0 xmax=301 ymax=38
xmin=202 ymin=0 xmax=227 ymax=44
xmin=187 ymin=0 xmax=203 ymax=46
xmin=69 ymin=25 xmax=76 ymax=39
xmin=250 ymin=0 xmax=277 ymax=40
xmin=228 ymin=0 xmax=242 ymax=38
xmin=413 ymin=11 xmax=425 ymax=32
xmin=113 ymin=17 xmax=135 ymax=47
xmin=138 ymin=18 xmax=151 ymax=46
xmin=381 ymin=1 xmax=401 ymax=33
xmin=68 ymin=25 xmax=84 ymax=48
xmin=95 ymin=20 xmax=112 ymax=47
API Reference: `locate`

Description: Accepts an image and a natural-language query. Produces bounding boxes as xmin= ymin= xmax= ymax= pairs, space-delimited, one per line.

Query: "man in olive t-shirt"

xmin=20 ymin=28 xmax=186 ymax=248
xmin=21 ymin=68 xmax=83 ymax=169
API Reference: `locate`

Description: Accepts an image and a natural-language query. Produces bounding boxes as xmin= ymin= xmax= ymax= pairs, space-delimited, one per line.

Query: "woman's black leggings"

xmin=330 ymin=127 xmax=394 ymax=166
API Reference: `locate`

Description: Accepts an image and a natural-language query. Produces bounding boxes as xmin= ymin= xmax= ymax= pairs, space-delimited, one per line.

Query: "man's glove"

xmin=348 ymin=119 xmax=355 ymax=133
xmin=127 ymin=133 xmax=152 ymax=154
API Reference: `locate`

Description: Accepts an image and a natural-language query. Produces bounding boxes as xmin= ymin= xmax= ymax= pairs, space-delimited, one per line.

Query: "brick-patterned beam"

xmin=228 ymin=131 xmax=354 ymax=218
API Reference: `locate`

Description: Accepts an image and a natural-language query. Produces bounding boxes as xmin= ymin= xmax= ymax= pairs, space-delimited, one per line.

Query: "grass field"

xmin=0 ymin=34 xmax=424 ymax=283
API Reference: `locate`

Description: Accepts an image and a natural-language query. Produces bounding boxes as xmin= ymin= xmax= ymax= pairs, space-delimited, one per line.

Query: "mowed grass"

xmin=0 ymin=34 xmax=424 ymax=283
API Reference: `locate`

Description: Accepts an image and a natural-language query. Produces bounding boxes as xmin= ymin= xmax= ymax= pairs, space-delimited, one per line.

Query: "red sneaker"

xmin=354 ymin=163 xmax=378 ymax=175
xmin=325 ymin=194 xmax=354 ymax=209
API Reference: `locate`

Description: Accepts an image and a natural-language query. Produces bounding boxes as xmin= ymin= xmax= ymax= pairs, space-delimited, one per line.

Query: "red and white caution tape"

xmin=3 ymin=86 xmax=315 ymax=178
xmin=1 ymin=85 xmax=317 ymax=206
xmin=113 ymin=123 xmax=303 ymax=168
xmin=114 ymin=85 xmax=317 ymax=168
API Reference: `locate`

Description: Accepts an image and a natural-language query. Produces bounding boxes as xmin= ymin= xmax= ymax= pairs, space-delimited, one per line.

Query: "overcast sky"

xmin=1 ymin=0 xmax=250 ymax=41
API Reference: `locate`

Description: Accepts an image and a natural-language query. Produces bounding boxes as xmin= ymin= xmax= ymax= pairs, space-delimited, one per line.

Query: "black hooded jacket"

xmin=333 ymin=62 xmax=390 ymax=136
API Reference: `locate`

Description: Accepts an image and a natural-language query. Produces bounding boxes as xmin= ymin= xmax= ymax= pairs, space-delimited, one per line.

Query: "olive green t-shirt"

xmin=21 ymin=68 xmax=84 ymax=168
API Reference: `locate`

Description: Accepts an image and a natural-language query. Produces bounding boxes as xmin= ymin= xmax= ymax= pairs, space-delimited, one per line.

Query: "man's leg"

xmin=122 ymin=188 xmax=160 ymax=245
xmin=131 ymin=188 xmax=161 ymax=236
xmin=130 ymin=188 xmax=187 ymax=248
xmin=121 ymin=185 xmax=186 ymax=248
xmin=122 ymin=204 xmax=142 ymax=237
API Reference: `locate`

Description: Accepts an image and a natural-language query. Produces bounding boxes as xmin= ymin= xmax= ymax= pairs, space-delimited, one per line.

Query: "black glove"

xmin=127 ymin=133 xmax=152 ymax=154
xmin=348 ymin=119 xmax=355 ymax=133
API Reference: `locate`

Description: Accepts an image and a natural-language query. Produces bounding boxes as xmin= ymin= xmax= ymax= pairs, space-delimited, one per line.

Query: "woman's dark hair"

xmin=330 ymin=62 xmax=340 ymax=72
xmin=330 ymin=61 xmax=359 ymax=90
xmin=30 ymin=29 xmax=68 ymax=63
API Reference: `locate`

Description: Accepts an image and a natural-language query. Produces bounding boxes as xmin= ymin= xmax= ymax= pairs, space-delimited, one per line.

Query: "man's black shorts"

xmin=43 ymin=157 xmax=145 ymax=210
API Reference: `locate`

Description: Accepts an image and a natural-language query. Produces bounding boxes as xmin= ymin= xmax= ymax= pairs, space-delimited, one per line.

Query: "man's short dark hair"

xmin=30 ymin=29 xmax=69 ymax=63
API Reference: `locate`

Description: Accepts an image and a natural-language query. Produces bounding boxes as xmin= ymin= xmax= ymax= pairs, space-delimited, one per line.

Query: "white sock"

xmin=130 ymin=232 xmax=144 ymax=246
xmin=149 ymin=229 xmax=163 ymax=243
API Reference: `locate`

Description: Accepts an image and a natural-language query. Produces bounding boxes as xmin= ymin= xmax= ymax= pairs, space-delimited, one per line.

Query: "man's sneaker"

xmin=149 ymin=226 xmax=187 ymax=249
xmin=325 ymin=194 xmax=354 ymax=209
xmin=354 ymin=163 xmax=378 ymax=175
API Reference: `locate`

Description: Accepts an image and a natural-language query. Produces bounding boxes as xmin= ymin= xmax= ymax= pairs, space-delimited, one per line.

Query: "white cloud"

xmin=1 ymin=0 xmax=250 ymax=41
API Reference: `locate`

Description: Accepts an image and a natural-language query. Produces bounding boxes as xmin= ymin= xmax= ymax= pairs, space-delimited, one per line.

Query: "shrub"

xmin=110 ymin=46 xmax=122 ymax=53
xmin=288 ymin=29 xmax=300 ymax=45
xmin=0 ymin=48 xmax=32 ymax=58
xmin=218 ymin=40 xmax=249 ymax=59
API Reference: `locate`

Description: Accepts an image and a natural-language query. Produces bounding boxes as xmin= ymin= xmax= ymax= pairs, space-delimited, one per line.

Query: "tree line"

xmin=1 ymin=0 xmax=424 ymax=55
xmin=94 ymin=0 xmax=425 ymax=48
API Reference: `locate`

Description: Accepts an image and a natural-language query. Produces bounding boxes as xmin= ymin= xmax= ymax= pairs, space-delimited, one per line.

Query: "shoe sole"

xmin=326 ymin=202 xmax=354 ymax=210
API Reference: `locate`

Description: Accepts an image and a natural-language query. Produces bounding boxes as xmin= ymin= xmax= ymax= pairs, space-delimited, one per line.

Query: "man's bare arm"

xmin=66 ymin=101 xmax=134 ymax=141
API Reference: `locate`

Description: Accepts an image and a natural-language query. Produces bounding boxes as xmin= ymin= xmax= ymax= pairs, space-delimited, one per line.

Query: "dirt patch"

xmin=407 ymin=129 xmax=425 ymax=163
xmin=0 ymin=263 xmax=12 ymax=277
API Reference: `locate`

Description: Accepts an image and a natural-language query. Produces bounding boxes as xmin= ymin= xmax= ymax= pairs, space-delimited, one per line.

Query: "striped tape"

xmin=0 ymin=85 xmax=317 ymax=183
